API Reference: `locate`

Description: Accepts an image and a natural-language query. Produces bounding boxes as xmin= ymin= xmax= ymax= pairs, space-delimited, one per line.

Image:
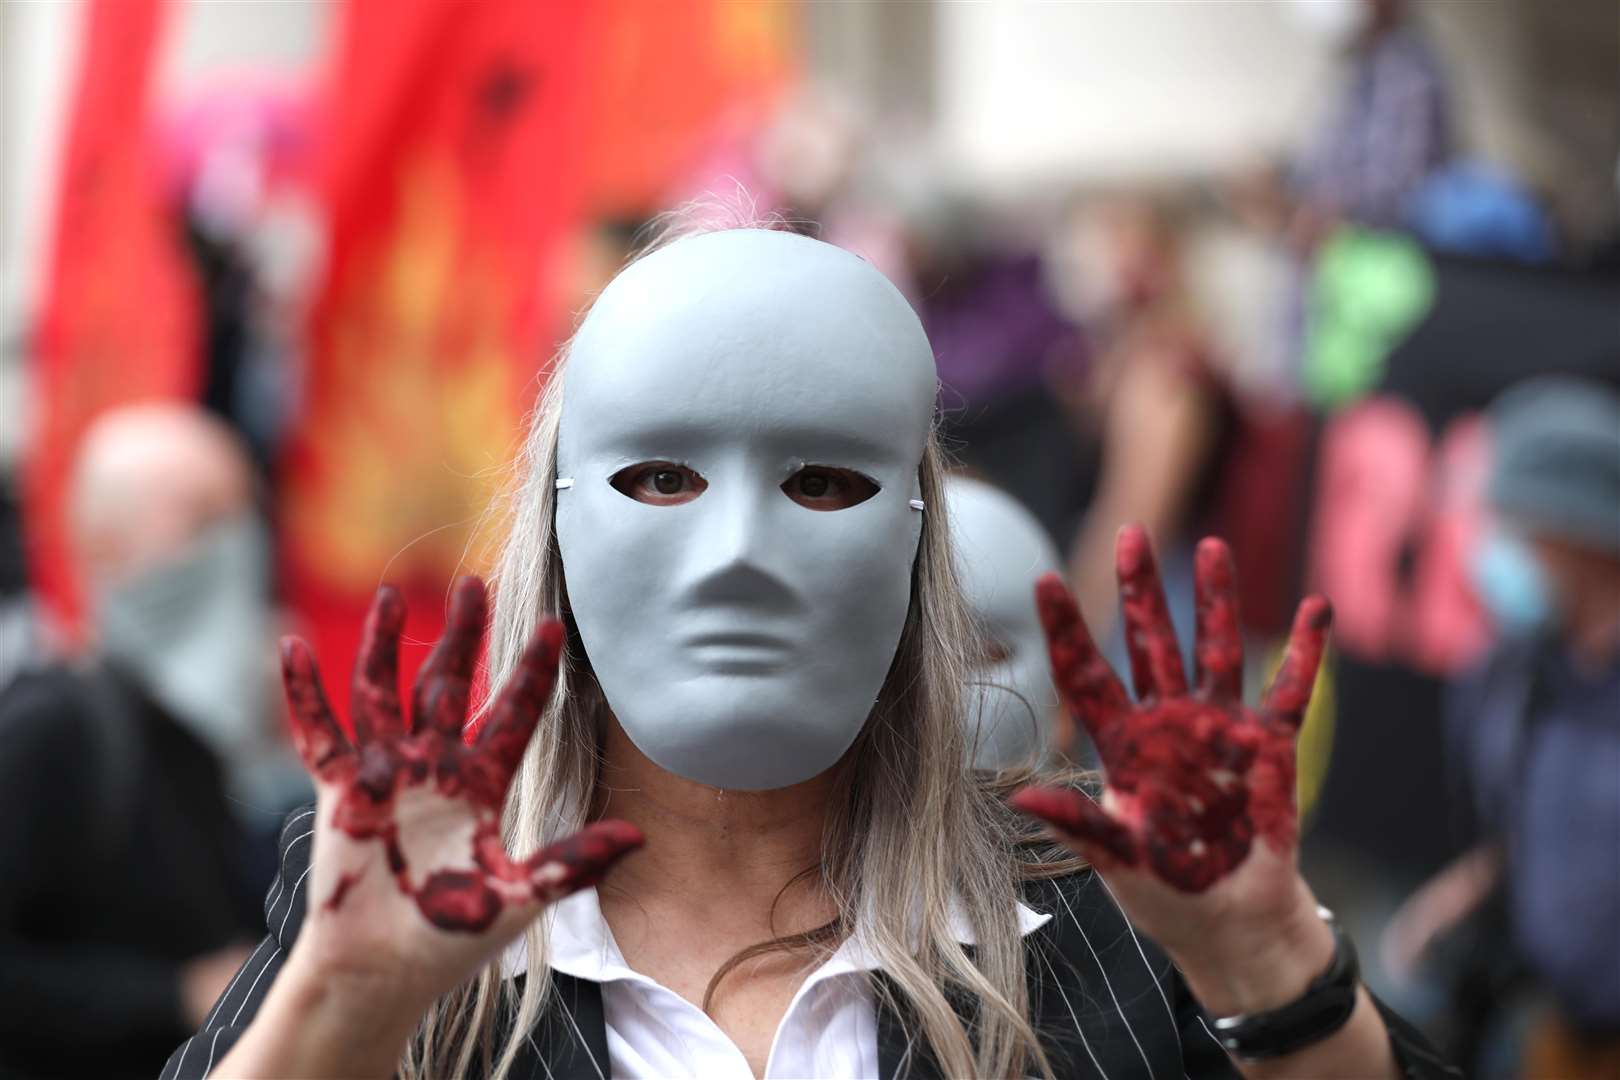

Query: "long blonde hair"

xmin=402 ymin=214 xmax=1081 ymax=1080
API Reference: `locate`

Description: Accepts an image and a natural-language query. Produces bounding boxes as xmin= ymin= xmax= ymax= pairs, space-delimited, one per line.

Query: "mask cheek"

xmin=805 ymin=502 xmax=917 ymax=623
xmin=556 ymin=488 xmax=669 ymax=632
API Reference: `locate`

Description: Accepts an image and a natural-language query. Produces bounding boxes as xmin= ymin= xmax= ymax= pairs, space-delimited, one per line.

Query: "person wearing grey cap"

xmin=1383 ymin=376 xmax=1620 ymax=1077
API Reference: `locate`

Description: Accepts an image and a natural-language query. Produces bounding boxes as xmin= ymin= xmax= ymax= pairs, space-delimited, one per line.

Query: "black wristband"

xmin=1208 ymin=907 xmax=1361 ymax=1062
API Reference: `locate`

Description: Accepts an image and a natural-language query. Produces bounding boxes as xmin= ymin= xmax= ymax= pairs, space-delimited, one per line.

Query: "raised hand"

xmin=1011 ymin=526 xmax=1330 ymax=960
xmin=1012 ymin=535 xmax=1401 ymax=1080
xmin=280 ymin=577 xmax=640 ymax=1003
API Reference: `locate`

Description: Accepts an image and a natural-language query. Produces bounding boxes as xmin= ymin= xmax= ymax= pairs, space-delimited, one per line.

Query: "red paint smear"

xmin=416 ymin=870 xmax=503 ymax=932
xmin=323 ymin=870 xmax=362 ymax=912
xmin=1116 ymin=525 xmax=1189 ymax=702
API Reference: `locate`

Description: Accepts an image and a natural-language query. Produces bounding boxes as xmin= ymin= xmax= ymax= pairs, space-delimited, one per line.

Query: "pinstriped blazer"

xmin=162 ymin=806 xmax=1458 ymax=1079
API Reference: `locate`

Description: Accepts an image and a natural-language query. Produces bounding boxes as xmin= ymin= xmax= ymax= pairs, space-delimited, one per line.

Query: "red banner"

xmin=281 ymin=0 xmax=598 ymax=697
xmin=25 ymin=0 xmax=200 ymax=639
xmin=282 ymin=0 xmax=796 ymax=701
xmin=579 ymin=0 xmax=795 ymax=216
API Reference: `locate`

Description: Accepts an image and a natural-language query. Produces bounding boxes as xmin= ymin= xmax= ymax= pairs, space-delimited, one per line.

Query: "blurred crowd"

xmin=1 ymin=0 xmax=1616 ymax=1076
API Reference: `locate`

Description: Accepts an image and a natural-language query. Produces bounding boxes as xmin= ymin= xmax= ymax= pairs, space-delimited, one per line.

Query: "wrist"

xmin=1171 ymin=888 xmax=1337 ymax=1017
xmin=233 ymin=944 xmax=421 ymax=1078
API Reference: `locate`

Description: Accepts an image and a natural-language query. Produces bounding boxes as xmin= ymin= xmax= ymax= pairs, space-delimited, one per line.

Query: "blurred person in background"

xmin=946 ymin=474 xmax=1062 ymax=769
xmin=0 ymin=404 xmax=300 ymax=1078
xmin=1235 ymin=0 xmax=1452 ymax=251
xmin=1382 ymin=377 xmax=1620 ymax=1078
xmin=1056 ymin=193 xmax=1239 ymax=653
xmin=0 ymin=478 xmax=46 ymax=692
xmin=1229 ymin=0 xmax=1456 ymax=408
xmin=896 ymin=178 xmax=1091 ymax=547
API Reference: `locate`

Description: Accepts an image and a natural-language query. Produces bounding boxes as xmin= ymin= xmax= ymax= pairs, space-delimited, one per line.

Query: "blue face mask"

xmin=1471 ymin=530 xmax=1556 ymax=637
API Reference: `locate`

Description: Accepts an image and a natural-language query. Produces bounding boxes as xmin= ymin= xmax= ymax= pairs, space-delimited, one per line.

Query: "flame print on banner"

xmin=280 ymin=0 xmax=597 ymax=705
xmin=282 ymin=157 xmax=515 ymax=594
xmin=25 ymin=0 xmax=200 ymax=637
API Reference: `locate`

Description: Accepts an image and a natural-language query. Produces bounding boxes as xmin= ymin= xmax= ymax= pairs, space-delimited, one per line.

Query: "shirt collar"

xmin=504 ymin=888 xmax=1053 ymax=983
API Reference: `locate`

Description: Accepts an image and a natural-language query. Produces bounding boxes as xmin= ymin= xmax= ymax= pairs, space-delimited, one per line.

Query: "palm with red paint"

xmin=1010 ymin=526 xmax=1330 ymax=961
xmin=280 ymin=577 xmax=641 ymax=1012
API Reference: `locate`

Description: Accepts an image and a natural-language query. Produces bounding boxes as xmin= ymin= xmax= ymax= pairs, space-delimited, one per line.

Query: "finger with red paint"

xmin=281 ymin=636 xmax=352 ymax=780
xmin=1192 ymin=537 xmax=1244 ymax=702
xmin=1033 ymin=573 xmax=1131 ymax=763
xmin=1115 ymin=524 xmax=1188 ymax=702
xmin=412 ymin=576 xmax=487 ymax=739
xmin=1007 ymin=785 xmax=1138 ymax=870
xmin=1023 ymin=568 xmax=1144 ymax=879
xmin=350 ymin=584 xmax=406 ymax=742
xmin=476 ymin=619 xmax=566 ymax=794
xmin=1263 ymin=594 xmax=1333 ymax=731
xmin=523 ymin=820 xmax=648 ymax=902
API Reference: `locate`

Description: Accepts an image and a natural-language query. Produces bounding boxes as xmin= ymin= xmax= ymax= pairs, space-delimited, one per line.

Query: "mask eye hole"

xmin=781 ymin=466 xmax=879 ymax=511
xmin=609 ymin=462 xmax=708 ymax=506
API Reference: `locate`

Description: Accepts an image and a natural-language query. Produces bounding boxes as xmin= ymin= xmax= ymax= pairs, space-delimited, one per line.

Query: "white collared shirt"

xmin=505 ymin=889 xmax=1052 ymax=1079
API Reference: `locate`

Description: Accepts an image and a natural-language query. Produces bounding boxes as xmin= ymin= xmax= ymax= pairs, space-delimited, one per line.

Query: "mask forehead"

xmin=560 ymin=229 xmax=936 ymax=475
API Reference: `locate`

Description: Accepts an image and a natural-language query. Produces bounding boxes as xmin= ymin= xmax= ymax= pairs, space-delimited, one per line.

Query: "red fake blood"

xmin=1250 ymin=595 xmax=1333 ymax=851
xmin=281 ymin=579 xmax=642 ymax=935
xmin=323 ymin=871 xmax=362 ymax=912
xmin=416 ymin=870 xmax=503 ymax=932
xmin=526 ymin=820 xmax=650 ymax=900
xmin=1012 ymin=529 xmax=1331 ymax=894
xmin=1099 ymin=697 xmax=1259 ymax=891
xmin=1116 ymin=526 xmax=1190 ymax=703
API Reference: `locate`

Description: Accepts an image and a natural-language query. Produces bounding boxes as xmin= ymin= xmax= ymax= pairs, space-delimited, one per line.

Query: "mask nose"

xmin=682 ymin=479 xmax=799 ymax=610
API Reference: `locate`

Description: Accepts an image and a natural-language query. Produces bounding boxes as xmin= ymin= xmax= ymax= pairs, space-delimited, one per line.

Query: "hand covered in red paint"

xmin=278 ymin=577 xmax=642 ymax=1022
xmin=1010 ymin=527 xmax=1334 ymax=1007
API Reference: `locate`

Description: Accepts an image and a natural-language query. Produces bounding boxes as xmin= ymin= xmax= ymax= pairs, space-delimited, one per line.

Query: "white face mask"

xmin=946 ymin=477 xmax=1061 ymax=768
xmin=555 ymin=229 xmax=937 ymax=790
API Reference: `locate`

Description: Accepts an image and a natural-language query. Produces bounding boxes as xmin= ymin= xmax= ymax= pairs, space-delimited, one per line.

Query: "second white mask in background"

xmin=946 ymin=475 xmax=1062 ymax=769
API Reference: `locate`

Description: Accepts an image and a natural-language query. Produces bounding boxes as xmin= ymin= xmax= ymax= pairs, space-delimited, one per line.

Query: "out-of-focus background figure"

xmin=946 ymin=474 xmax=1062 ymax=769
xmin=1058 ymin=192 xmax=1240 ymax=652
xmin=1238 ymin=0 xmax=1453 ymax=249
xmin=1 ymin=1 xmax=1615 ymax=1075
xmin=0 ymin=405 xmax=291 ymax=1077
xmin=1383 ymin=378 xmax=1620 ymax=1079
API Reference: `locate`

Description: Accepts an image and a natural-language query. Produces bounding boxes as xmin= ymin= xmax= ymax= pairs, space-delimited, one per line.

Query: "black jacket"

xmin=0 ymin=664 xmax=262 ymax=1079
xmin=163 ymin=806 xmax=1458 ymax=1078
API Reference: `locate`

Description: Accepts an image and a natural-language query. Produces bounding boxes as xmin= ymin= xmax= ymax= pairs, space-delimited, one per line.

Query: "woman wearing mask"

xmin=165 ymin=224 xmax=1451 ymax=1079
